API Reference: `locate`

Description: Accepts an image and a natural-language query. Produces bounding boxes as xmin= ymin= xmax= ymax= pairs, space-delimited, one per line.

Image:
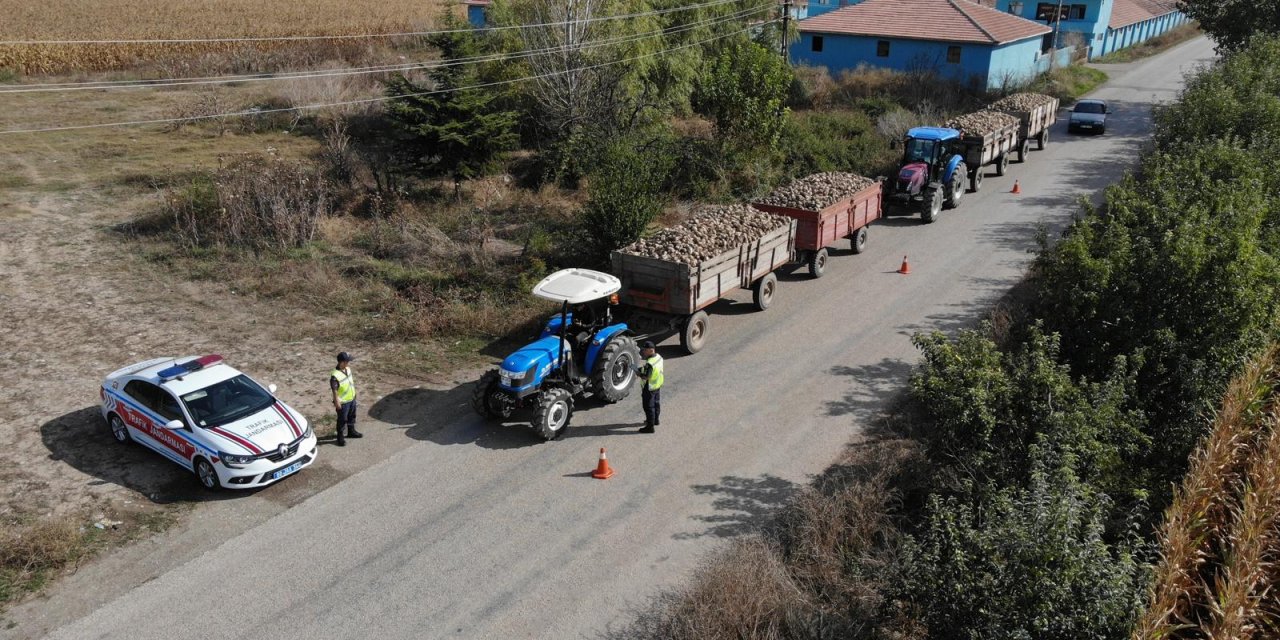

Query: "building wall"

xmin=792 ymin=33 xmax=1050 ymax=90
xmin=994 ymin=0 xmax=1114 ymax=51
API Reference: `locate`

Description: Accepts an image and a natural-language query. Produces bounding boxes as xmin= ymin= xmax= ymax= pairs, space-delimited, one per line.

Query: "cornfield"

xmin=0 ymin=0 xmax=446 ymax=74
xmin=1134 ymin=345 xmax=1280 ymax=639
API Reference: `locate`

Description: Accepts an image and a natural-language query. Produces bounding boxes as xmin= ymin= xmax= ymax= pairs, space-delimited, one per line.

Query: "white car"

xmin=99 ymin=355 xmax=317 ymax=490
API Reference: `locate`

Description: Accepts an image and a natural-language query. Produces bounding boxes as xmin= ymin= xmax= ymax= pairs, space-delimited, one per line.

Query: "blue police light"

xmin=157 ymin=355 xmax=225 ymax=381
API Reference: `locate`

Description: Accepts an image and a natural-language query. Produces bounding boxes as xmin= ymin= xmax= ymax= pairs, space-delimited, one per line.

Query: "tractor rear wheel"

xmin=944 ymin=166 xmax=965 ymax=209
xmin=807 ymin=248 xmax=828 ymax=278
xmin=850 ymin=227 xmax=868 ymax=254
xmin=532 ymin=387 xmax=573 ymax=441
xmin=472 ymin=369 xmax=513 ymax=420
xmin=681 ymin=311 xmax=709 ymax=354
xmin=592 ymin=335 xmax=639 ymax=403
xmin=753 ymin=272 xmax=777 ymax=311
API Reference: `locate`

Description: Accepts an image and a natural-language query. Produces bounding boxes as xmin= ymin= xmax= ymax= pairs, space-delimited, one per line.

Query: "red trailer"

xmin=752 ymin=178 xmax=884 ymax=278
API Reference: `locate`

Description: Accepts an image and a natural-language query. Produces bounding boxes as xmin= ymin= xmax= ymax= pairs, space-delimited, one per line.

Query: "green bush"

xmin=897 ymin=463 xmax=1150 ymax=640
xmin=693 ymin=36 xmax=792 ymax=150
xmin=1153 ymin=36 xmax=1280 ymax=149
xmin=910 ymin=324 xmax=1146 ymax=497
xmin=580 ymin=135 xmax=676 ymax=257
xmin=775 ymin=110 xmax=896 ymax=179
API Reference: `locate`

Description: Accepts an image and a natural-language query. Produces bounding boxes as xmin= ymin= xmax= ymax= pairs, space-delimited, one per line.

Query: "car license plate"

xmin=501 ymin=376 xmax=511 ymax=386
xmin=1079 ymin=124 xmax=1093 ymax=128
xmin=272 ymin=461 xmax=303 ymax=480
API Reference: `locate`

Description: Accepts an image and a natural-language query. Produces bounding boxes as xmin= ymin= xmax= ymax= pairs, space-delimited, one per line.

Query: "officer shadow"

xmin=39 ymin=406 xmax=250 ymax=504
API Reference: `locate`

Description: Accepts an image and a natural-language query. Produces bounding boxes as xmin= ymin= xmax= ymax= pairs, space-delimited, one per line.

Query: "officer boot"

xmin=640 ymin=422 xmax=655 ymax=433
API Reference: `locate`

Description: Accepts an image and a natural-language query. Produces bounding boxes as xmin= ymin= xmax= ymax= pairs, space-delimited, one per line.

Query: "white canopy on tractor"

xmin=531 ymin=269 xmax=621 ymax=305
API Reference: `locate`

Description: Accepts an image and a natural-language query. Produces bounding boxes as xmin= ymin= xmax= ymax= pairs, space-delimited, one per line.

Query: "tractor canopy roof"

xmin=906 ymin=126 xmax=961 ymax=141
xmin=532 ymin=269 xmax=622 ymax=304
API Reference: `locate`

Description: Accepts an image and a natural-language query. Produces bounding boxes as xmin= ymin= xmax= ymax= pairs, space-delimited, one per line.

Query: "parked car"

xmin=1068 ymin=99 xmax=1109 ymax=134
xmin=100 ymin=355 xmax=316 ymax=489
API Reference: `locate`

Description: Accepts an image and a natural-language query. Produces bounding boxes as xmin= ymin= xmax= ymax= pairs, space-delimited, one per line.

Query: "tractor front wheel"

xmin=472 ymin=369 xmax=513 ymax=420
xmin=921 ymin=188 xmax=942 ymax=223
xmin=592 ymin=335 xmax=639 ymax=403
xmin=532 ymin=388 xmax=573 ymax=441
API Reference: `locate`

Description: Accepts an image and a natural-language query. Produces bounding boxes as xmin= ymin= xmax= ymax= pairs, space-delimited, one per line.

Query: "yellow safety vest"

xmin=646 ymin=355 xmax=664 ymax=391
xmin=332 ymin=368 xmax=356 ymax=403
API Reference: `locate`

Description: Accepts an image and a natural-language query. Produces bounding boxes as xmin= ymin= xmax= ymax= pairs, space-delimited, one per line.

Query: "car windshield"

xmin=903 ymin=138 xmax=936 ymax=164
xmin=181 ymin=374 xmax=274 ymax=428
xmin=1075 ymin=102 xmax=1106 ymax=114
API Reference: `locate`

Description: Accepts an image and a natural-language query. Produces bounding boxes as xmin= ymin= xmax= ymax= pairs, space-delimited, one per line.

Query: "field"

xmin=0 ymin=0 xmax=445 ymax=74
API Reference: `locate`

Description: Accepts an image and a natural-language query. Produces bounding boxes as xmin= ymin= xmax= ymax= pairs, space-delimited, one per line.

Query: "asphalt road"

xmin=27 ymin=37 xmax=1215 ymax=640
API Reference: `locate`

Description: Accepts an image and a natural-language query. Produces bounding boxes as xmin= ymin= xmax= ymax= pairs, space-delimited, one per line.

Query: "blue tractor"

xmin=471 ymin=269 xmax=640 ymax=440
xmin=885 ymin=126 xmax=969 ymax=223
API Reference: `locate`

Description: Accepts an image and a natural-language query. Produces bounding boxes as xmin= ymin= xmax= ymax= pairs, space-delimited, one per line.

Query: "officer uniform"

xmin=330 ymin=352 xmax=362 ymax=446
xmin=636 ymin=341 xmax=664 ymax=433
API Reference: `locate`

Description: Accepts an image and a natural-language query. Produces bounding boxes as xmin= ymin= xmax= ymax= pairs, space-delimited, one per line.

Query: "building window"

xmin=947 ymin=46 xmax=961 ymax=63
xmin=811 ymin=35 xmax=823 ymax=52
xmin=1036 ymin=2 xmax=1084 ymax=20
xmin=1009 ymin=1 xmax=1023 ymax=15
xmin=1069 ymin=4 xmax=1086 ymax=19
xmin=877 ymin=40 xmax=890 ymax=57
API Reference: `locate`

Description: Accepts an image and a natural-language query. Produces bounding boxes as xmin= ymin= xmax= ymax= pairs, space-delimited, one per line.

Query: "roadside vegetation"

xmin=613 ymin=33 xmax=1280 ymax=640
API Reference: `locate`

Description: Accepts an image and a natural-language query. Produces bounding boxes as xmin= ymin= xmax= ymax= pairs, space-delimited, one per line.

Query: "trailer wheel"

xmin=752 ymin=272 xmax=777 ymax=311
xmin=681 ymin=311 xmax=709 ymax=354
xmin=532 ymin=387 xmax=573 ymax=441
xmin=1016 ymin=138 xmax=1030 ymax=163
xmin=472 ymin=369 xmax=513 ymax=420
xmin=969 ymin=168 xmax=983 ymax=193
xmin=921 ymin=188 xmax=942 ymax=224
xmin=850 ymin=227 xmax=868 ymax=254
xmin=807 ymin=248 xmax=828 ymax=278
xmin=591 ymin=335 xmax=639 ymax=403
xmin=995 ymin=153 xmax=1009 ymax=176
xmin=1037 ymin=129 xmax=1048 ymax=150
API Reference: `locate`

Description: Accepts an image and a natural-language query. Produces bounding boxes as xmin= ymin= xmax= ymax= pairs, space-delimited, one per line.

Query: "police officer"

xmin=635 ymin=341 xmax=663 ymax=433
xmin=330 ymin=352 xmax=362 ymax=446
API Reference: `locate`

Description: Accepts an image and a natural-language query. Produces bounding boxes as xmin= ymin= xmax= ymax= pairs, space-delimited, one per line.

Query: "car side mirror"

xmin=164 ymin=419 xmax=185 ymax=430
xmin=268 ymin=383 xmax=278 ymax=394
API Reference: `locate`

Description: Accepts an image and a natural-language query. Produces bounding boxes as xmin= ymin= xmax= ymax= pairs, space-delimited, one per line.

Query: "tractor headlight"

xmin=500 ymin=368 xmax=525 ymax=381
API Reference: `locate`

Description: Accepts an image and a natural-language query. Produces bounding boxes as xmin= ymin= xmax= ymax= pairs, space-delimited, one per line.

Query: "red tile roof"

xmin=1109 ymin=0 xmax=1180 ymax=29
xmin=798 ymin=0 xmax=1051 ymax=45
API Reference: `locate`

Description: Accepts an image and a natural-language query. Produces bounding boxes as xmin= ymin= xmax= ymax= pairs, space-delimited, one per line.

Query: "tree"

xmin=693 ymin=37 xmax=793 ymax=150
xmin=384 ymin=14 xmax=519 ymax=191
xmin=1178 ymin=0 xmax=1280 ymax=53
xmin=580 ymin=134 xmax=675 ymax=256
xmin=896 ymin=463 xmax=1150 ymax=640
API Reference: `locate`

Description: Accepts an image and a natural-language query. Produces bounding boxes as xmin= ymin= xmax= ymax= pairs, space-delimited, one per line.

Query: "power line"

xmin=0 ymin=20 xmax=776 ymax=135
xmin=0 ymin=0 xmax=747 ymax=46
xmin=0 ymin=5 xmax=769 ymax=94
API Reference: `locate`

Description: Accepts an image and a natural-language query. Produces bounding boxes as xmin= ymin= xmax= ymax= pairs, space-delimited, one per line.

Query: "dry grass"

xmin=1134 ymin=345 xmax=1280 ymax=639
xmin=0 ymin=0 xmax=445 ymax=74
xmin=1094 ymin=24 xmax=1202 ymax=65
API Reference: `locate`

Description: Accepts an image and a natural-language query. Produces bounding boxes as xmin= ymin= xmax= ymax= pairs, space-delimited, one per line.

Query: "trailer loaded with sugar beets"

xmin=751 ymin=172 xmax=884 ymax=278
xmin=987 ymin=92 xmax=1060 ymax=157
xmin=944 ymin=110 xmax=1022 ymax=192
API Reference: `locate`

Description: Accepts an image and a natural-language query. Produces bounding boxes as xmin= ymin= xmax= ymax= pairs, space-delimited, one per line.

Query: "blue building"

xmin=793 ymin=0 xmax=1064 ymax=90
xmin=990 ymin=0 xmax=1189 ymax=59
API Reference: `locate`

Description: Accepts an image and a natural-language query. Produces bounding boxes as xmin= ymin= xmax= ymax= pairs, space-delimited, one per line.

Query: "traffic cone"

xmin=1011 ymin=179 xmax=1022 ymax=194
xmin=591 ymin=447 xmax=615 ymax=479
xmin=898 ymin=256 xmax=911 ymax=275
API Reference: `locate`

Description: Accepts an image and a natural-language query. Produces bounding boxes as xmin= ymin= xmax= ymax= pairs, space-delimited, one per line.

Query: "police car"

xmin=99 ymin=355 xmax=317 ymax=490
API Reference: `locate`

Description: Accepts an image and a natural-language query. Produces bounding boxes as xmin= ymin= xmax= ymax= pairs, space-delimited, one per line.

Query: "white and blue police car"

xmin=100 ymin=355 xmax=317 ymax=490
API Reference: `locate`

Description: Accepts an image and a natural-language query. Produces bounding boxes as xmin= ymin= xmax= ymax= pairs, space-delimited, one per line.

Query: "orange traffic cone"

xmin=591 ymin=447 xmax=615 ymax=479
xmin=898 ymin=256 xmax=911 ymax=275
xmin=1011 ymin=179 xmax=1022 ymax=194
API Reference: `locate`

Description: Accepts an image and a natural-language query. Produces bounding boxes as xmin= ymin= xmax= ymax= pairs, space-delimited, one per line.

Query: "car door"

xmin=121 ymin=380 xmax=195 ymax=469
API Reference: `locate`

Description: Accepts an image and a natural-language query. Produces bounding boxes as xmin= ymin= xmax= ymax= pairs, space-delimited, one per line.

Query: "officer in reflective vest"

xmin=330 ymin=352 xmax=362 ymax=446
xmin=636 ymin=341 xmax=663 ymax=433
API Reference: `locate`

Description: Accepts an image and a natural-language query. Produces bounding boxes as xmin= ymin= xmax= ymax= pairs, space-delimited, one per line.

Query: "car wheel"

xmin=195 ymin=457 xmax=222 ymax=490
xmin=108 ymin=413 xmax=132 ymax=444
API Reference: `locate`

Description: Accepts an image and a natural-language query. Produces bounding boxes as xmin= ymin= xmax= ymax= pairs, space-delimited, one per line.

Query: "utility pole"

xmin=1052 ymin=0 xmax=1065 ymax=49
xmin=781 ymin=0 xmax=792 ymax=61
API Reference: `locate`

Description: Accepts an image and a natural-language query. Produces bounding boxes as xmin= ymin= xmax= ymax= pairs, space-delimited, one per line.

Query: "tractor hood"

xmin=498 ymin=336 xmax=565 ymax=393
xmin=897 ymin=162 xmax=928 ymax=193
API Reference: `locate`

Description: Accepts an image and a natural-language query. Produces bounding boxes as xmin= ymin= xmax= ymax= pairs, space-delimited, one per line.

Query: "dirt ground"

xmin=0 ymin=86 xmax=452 ymax=576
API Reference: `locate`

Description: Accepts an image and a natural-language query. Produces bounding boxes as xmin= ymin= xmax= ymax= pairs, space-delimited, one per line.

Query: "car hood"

xmin=1071 ymin=112 xmax=1106 ymax=124
xmin=203 ymin=402 xmax=307 ymax=455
